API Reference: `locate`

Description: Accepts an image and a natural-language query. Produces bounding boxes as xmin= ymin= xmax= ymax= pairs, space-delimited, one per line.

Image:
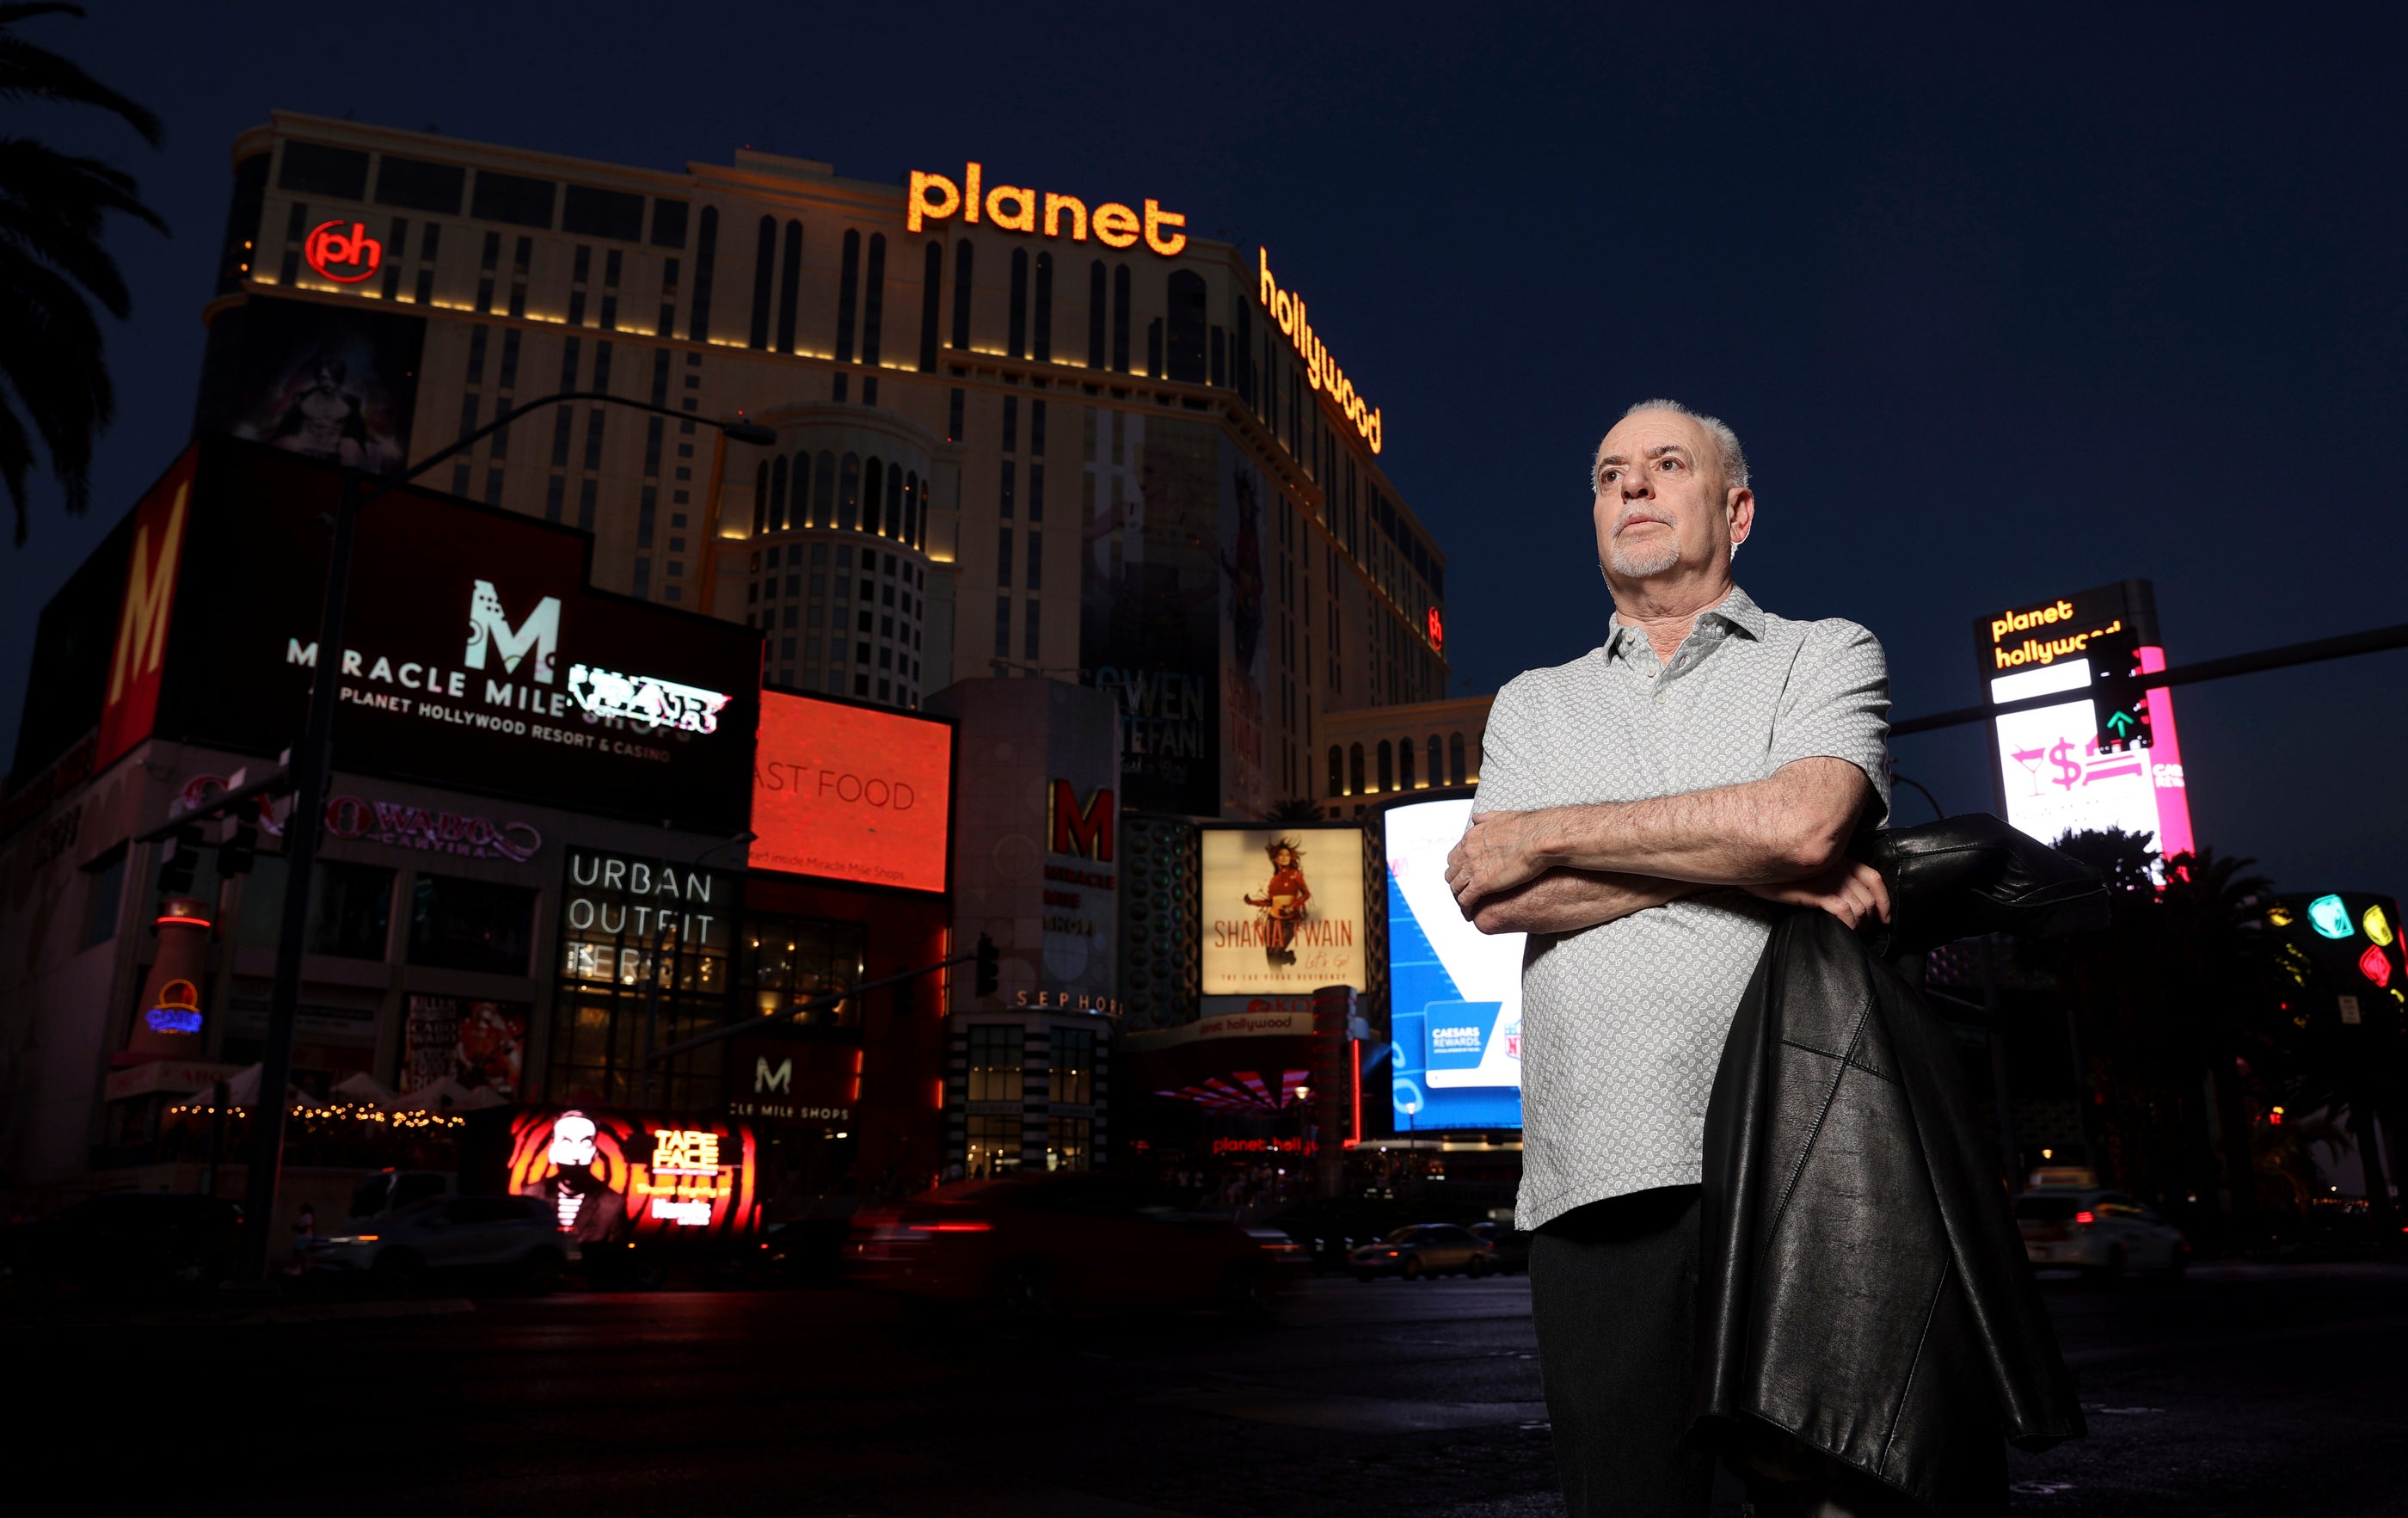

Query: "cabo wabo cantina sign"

xmin=142 ymin=439 xmax=759 ymax=834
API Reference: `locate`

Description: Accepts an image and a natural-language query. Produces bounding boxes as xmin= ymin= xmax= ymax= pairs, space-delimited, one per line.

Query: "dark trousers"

xmin=1531 ymin=1184 xmax=1714 ymax=1518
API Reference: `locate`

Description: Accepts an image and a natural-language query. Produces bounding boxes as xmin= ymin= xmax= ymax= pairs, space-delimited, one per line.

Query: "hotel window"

xmin=582 ymin=409 xmax=605 ymax=470
xmin=1002 ymin=396 xmax=1018 ymax=454
xmin=466 ymin=325 xmax=490 ymax=384
xmin=751 ymin=461 xmax=768 ymax=535
xmin=375 ymin=154 xmax=464 ymax=215
xmin=776 ymin=218 xmax=802 ymax=353
xmin=863 ymin=457 xmax=884 ymax=535
xmin=1029 ymin=463 xmax=1044 ymax=524
xmin=1398 ymin=736 xmax=1416 ymax=790
xmin=1030 ymin=399 xmax=1047 ymax=456
xmin=1166 ymin=270 xmax=1207 ymax=383
xmin=280 ymin=139 xmax=367 ymax=198
xmin=657 ymin=255 xmax=679 ymax=335
xmin=1328 ymin=746 xmax=1344 ymax=797
xmin=1146 ymin=317 xmax=1162 ymax=378
xmin=650 ymin=196 xmax=688 ymax=249
xmin=508 ymin=236 xmax=531 ymax=318
xmin=1023 ymin=599 xmax=1041 ymax=661
xmin=649 ymin=347 xmax=670 ymax=408
xmin=1033 ymin=252 xmax=1054 ymax=362
xmin=456 ymin=393 xmax=478 ymax=444
xmin=488 ymin=400 xmax=513 ymax=461
xmin=637 ymin=485 xmax=657 ymax=549
xmin=689 ymin=205 xmax=717 ymax=340
xmin=902 ymin=471 xmax=919 ymax=546
xmin=995 ymin=528 xmax=1012 ymax=586
xmin=1349 ymin=743 xmax=1366 ymax=796
xmin=966 ymin=1024 xmax=1025 ymax=1102
xmin=1448 ymin=731 xmax=1467 ymax=784
xmin=380 ymin=217 xmax=407 ymax=299
xmin=767 ymin=454 xmax=789 ymax=533
xmin=1008 ymin=247 xmax=1029 ymax=358
xmin=577 ymin=478 xmax=598 ymax=531
xmin=862 ymin=232 xmax=887 ymax=367
xmin=1428 ymin=734 xmax=1446 ymax=788
xmin=950 ymin=239 xmax=974 ymax=349
xmin=992 ymin=596 xmax=1010 ymax=659
xmin=546 ymin=475 xmax=565 ymax=523
xmin=1087 ymin=260 xmax=1106 ymax=367
xmin=498 ymin=329 xmax=520 ymax=390
xmin=918 ymin=241 xmax=943 ymax=371
xmin=814 ymin=451 xmax=836 ymax=523
xmin=1025 ymin=531 xmax=1041 ymax=592
xmin=1111 ymin=263 xmax=1132 ymax=372
xmin=558 ymin=335 xmax=582 ymax=394
xmin=634 ymin=557 xmax=651 ymax=599
xmin=1043 ymin=1117 xmax=1090 ymax=1172
xmin=838 ymin=229 xmax=867 ymax=364
xmin=1000 ymin=459 xmax=1017 ymax=519
xmin=747 ymin=214 xmax=775 ymax=348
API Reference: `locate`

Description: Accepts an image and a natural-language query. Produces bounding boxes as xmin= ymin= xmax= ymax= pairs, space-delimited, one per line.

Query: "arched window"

xmin=814 ymin=452 xmax=836 ymax=526
xmin=918 ymin=241 xmax=943 ymax=372
xmin=1448 ymin=731 xmax=1466 ymax=785
xmin=862 ymin=232 xmax=886 ymax=365
xmin=951 ymin=239 xmax=974 ymax=349
xmin=689 ymin=205 xmax=718 ymax=341
xmin=835 ymin=229 xmax=862 ymax=363
xmin=751 ymin=459 xmax=768 ymax=536
xmin=903 ymin=471 xmax=920 ymax=547
xmin=1376 ymin=740 xmax=1393 ymax=794
xmin=1398 ymin=736 xmax=1415 ymax=791
xmin=769 ymin=453 xmax=789 ymax=532
xmin=839 ymin=452 xmax=861 ymax=532
xmin=1087 ymin=260 xmax=1106 ymax=368
xmin=1165 ymin=269 xmax=1207 ymax=382
xmin=1033 ymin=252 xmax=1054 ymax=362
xmin=1349 ymin=743 xmax=1366 ymax=796
xmin=1427 ymin=734 xmax=1444 ymax=789
xmin=886 ymin=461 xmax=904 ymax=538
xmin=863 ymin=458 xmax=884 ymax=537
xmin=1328 ymin=745 xmax=1344 ymax=798
xmin=775 ymin=218 xmax=802 ymax=353
xmin=746 ymin=213 xmax=775 ymax=349
xmin=791 ymin=450 xmax=813 ymax=526
xmin=1111 ymin=263 xmax=1132 ymax=372
xmin=1008 ymin=246 xmax=1029 ymax=359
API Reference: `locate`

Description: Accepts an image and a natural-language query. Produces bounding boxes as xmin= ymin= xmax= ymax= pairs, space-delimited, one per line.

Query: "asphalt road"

xmin=12 ymin=1259 xmax=2402 ymax=1516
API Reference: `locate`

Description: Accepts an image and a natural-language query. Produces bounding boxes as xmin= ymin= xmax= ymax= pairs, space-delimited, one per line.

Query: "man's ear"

xmin=1725 ymin=485 xmax=1755 ymax=551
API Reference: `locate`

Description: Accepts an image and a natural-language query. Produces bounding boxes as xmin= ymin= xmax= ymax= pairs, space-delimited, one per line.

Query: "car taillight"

xmin=908 ymin=1220 xmax=992 ymax=1234
xmin=2073 ymin=1211 xmax=2095 ymax=1226
xmin=1257 ymin=1239 xmax=1301 ymax=1254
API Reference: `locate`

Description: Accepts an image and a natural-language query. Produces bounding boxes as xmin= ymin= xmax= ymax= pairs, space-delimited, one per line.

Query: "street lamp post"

xmin=237 ymin=394 xmax=772 ymax=1283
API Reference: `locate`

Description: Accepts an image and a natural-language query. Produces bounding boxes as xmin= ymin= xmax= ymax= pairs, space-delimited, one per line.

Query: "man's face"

xmin=1591 ymin=410 xmax=1752 ymax=585
xmin=550 ymin=1113 xmax=598 ymax=1170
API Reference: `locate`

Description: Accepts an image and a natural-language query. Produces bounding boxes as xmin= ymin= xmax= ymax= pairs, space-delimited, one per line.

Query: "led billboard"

xmin=1199 ymin=825 xmax=1366 ymax=994
xmin=1382 ymin=796 xmax=1525 ymax=1130
xmin=750 ymin=689 xmax=953 ymax=894
xmin=502 ymin=1107 xmax=759 ymax=1245
xmin=1975 ymin=581 xmax=2193 ymax=857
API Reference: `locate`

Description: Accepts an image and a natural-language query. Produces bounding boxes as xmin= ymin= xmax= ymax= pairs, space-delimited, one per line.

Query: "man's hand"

xmin=1446 ymin=811 xmax=1555 ymax=914
xmin=1742 ymin=857 xmax=1892 ymax=930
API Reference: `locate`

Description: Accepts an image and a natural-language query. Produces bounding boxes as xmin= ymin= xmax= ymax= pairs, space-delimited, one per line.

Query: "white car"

xmin=310 ymin=1194 xmax=567 ymax=1293
xmin=2015 ymin=1188 xmax=2189 ymax=1280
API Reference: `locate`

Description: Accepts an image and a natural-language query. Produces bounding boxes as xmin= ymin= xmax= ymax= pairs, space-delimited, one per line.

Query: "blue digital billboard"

xmin=1383 ymin=796 xmax=1525 ymax=1131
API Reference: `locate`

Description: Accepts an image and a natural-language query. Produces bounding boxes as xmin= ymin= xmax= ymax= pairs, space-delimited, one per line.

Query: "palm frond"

xmin=0 ymin=4 xmax=163 ymax=145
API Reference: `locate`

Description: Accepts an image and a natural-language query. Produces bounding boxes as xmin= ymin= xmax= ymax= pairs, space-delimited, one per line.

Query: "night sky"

xmin=5 ymin=5 xmax=2403 ymax=901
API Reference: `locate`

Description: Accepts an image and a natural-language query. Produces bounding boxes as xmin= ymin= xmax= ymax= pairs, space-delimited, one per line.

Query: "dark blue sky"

xmin=6 ymin=4 xmax=2404 ymax=900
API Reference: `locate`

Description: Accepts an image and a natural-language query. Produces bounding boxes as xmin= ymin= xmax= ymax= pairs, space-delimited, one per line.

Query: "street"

xmin=13 ymin=1259 xmax=2402 ymax=1517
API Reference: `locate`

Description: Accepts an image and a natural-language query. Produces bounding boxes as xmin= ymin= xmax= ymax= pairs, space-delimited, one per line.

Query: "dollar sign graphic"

xmin=2049 ymin=740 xmax=2082 ymax=790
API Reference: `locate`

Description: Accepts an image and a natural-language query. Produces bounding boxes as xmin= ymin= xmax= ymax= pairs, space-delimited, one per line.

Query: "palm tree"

xmin=1264 ymin=796 xmax=1330 ymax=826
xmin=0 ymin=3 xmax=165 ymax=545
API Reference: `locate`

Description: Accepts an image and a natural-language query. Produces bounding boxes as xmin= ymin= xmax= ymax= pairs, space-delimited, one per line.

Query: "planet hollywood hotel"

xmin=0 ymin=111 xmax=1479 ymax=1220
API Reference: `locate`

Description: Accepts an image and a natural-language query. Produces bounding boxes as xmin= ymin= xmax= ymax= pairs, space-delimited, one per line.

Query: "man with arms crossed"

xmin=1447 ymin=401 xmax=1893 ymax=1515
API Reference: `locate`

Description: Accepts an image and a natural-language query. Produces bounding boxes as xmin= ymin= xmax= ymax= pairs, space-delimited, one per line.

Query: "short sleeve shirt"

xmin=1472 ymin=586 xmax=1891 ymax=1229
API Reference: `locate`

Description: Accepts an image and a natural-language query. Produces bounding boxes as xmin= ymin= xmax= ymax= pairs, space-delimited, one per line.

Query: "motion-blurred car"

xmin=1349 ymin=1222 xmax=1496 ymax=1281
xmin=0 ymin=1192 xmax=244 ymax=1296
xmin=846 ymin=1172 xmax=1307 ymax=1314
xmin=2016 ymin=1188 xmax=2189 ymax=1280
xmin=309 ymin=1194 xmax=565 ymax=1293
xmin=1468 ymin=1220 xmax=1529 ymax=1275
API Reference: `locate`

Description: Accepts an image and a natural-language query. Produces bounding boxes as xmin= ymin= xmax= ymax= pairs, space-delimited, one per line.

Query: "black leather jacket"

xmin=1692 ymin=815 xmax=2104 ymax=1516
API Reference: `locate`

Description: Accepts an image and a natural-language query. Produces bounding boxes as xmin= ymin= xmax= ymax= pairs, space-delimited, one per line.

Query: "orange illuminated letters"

xmin=1258 ymin=248 xmax=1382 ymax=455
xmin=911 ymin=163 xmax=1186 ymax=257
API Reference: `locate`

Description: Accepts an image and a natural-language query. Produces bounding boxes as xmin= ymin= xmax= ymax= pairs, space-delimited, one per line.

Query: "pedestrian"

xmin=286 ymin=1200 xmax=318 ymax=1276
xmin=1446 ymin=401 xmax=1894 ymax=1516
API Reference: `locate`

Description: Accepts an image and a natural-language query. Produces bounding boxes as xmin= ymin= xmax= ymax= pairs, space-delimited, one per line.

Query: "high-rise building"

xmin=199 ymin=113 xmax=1454 ymax=820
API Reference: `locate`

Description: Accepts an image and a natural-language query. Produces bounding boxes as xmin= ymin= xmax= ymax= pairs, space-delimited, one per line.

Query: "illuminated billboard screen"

xmin=139 ymin=437 xmax=760 ymax=834
xmin=504 ymin=1107 xmax=759 ymax=1245
xmin=1199 ymin=825 xmax=1367 ymax=994
xmin=1975 ymin=581 xmax=2193 ymax=857
xmin=1383 ymin=796 xmax=1525 ymax=1131
xmin=750 ymin=689 xmax=953 ymax=894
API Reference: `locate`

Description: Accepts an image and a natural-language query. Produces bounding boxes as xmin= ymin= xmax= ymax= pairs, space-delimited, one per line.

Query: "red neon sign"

xmin=304 ymin=219 xmax=384 ymax=284
xmin=1426 ymin=606 xmax=1444 ymax=651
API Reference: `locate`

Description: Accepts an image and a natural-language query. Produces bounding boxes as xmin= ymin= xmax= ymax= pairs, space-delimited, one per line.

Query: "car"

xmin=2016 ymin=1188 xmax=2189 ymax=1281
xmin=846 ymin=1172 xmax=1308 ymax=1315
xmin=308 ymin=1193 xmax=567 ymax=1294
xmin=1348 ymin=1222 xmax=1496 ymax=1281
xmin=1468 ymin=1220 xmax=1529 ymax=1275
xmin=0 ymin=1192 xmax=245 ymax=1297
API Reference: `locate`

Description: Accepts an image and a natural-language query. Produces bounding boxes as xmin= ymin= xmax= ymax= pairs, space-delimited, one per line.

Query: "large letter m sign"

xmin=1048 ymin=780 xmax=1115 ymax=862
xmin=753 ymin=1056 xmax=793 ymax=1095
xmin=464 ymin=580 xmax=562 ymax=684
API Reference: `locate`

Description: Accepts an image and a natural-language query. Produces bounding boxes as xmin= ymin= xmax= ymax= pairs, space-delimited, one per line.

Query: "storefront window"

xmin=1044 ymin=1116 xmax=1091 ymax=1172
xmin=408 ymin=874 xmax=536 ymax=974
xmin=740 ymin=915 xmax=865 ymax=1029
xmin=550 ymin=849 xmax=739 ymax=1110
xmin=965 ymin=1024 xmax=1023 ymax=1102
xmin=308 ymin=861 xmax=395 ymax=960
xmin=965 ymin=1112 xmax=1021 ymax=1177
xmin=1048 ymin=1028 xmax=1094 ymax=1105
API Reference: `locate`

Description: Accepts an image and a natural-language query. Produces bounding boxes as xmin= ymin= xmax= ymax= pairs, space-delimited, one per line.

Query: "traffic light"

xmin=2089 ymin=631 xmax=2153 ymax=754
xmin=973 ymin=933 xmax=999 ymax=999
xmin=156 ymin=825 xmax=204 ymax=894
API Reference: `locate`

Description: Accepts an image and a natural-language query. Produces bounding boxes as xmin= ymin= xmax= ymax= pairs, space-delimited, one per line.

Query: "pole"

xmin=239 ymin=466 xmax=362 ymax=1282
xmin=1977 ymin=937 xmax=2021 ymax=1189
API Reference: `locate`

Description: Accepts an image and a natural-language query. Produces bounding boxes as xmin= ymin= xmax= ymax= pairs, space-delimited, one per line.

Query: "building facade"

xmin=201 ymin=112 xmax=1453 ymax=818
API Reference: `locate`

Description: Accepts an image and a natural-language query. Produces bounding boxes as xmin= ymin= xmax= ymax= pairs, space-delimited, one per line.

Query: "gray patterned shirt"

xmin=1473 ymin=585 xmax=1891 ymax=1229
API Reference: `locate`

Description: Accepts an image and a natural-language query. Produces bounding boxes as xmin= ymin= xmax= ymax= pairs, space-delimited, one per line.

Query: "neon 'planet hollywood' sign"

xmin=1257 ymin=249 xmax=1381 ymax=455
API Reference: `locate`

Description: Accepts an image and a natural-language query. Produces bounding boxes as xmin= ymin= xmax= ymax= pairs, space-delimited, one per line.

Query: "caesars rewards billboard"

xmin=1383 ymin=796 xmax=1525 ymax=1131
xmin=750 ymin=689 xmax=953 ymax=894
xmin=1199 ymin=825 xmax=1365 ymax=994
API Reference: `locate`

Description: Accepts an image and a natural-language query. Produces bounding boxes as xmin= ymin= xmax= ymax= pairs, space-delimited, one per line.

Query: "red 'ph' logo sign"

xmin=1426 ymin=606 xmax=1445 ymax=652
xmin=304 ymin=219 xmax=383 ymax=283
